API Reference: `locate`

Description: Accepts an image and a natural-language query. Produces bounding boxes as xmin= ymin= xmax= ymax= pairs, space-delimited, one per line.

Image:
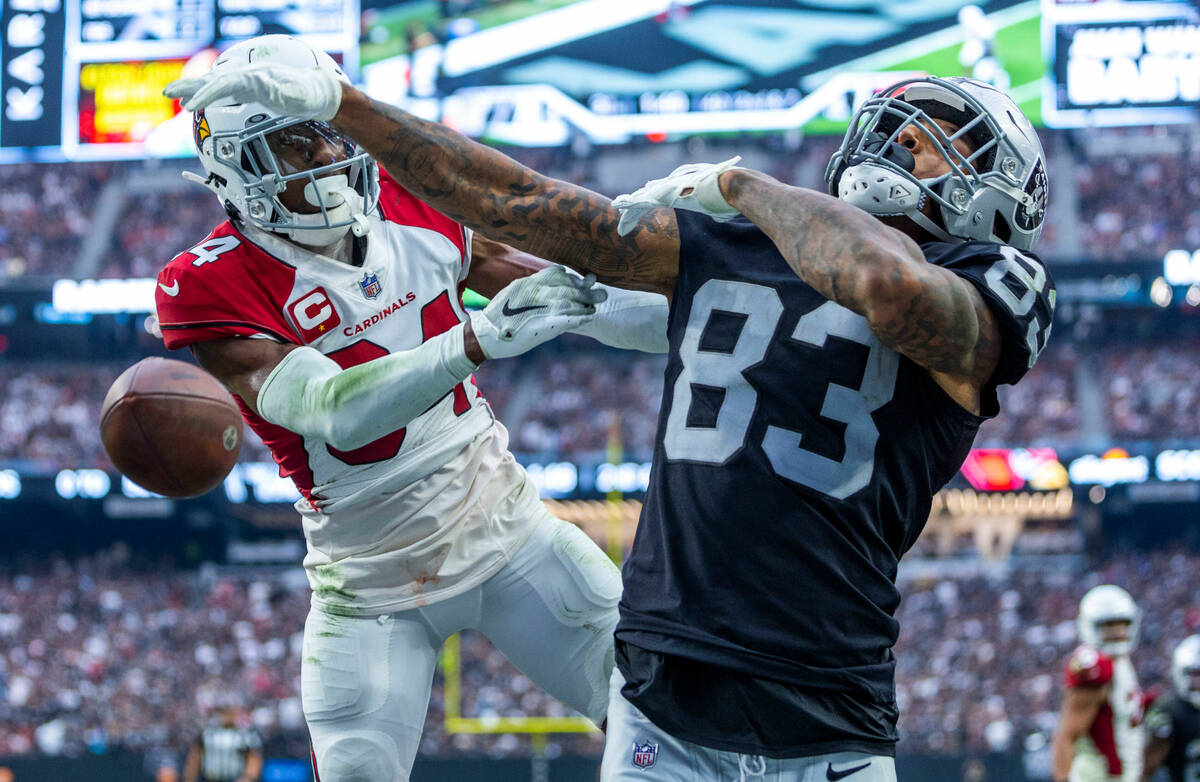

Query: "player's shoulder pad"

xmin=922 ymin=240 xmax=1056 ymax=387
xmin=155 ymin=222 xmax=300 ymax=349
xmin=1064 ymin=644 xmax=1114 ymax=688
xmin=376 ymin=167 xmax=467 ymax=260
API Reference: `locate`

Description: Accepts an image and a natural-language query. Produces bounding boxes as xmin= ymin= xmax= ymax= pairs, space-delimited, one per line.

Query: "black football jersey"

xmin=615 ymin=211 xmax=1055 ymax=754
xmin=1146 ymin=695 xmax=1200 ymax=782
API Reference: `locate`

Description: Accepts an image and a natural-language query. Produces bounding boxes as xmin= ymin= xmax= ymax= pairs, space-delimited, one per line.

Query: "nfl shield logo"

xmin=359 ymin=272 xmax=382 ymax=300
xmin=632 ymin=741 xmax=658 ymax=769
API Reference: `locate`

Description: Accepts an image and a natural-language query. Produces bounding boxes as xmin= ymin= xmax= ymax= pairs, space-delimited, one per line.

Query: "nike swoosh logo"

xmin=158 ymin=281 xmax=180 ymax=297
xmin=826 ymin=762 xmax=870 ymax=781
xmin=501 ymin=302 xmax=547 ymax=316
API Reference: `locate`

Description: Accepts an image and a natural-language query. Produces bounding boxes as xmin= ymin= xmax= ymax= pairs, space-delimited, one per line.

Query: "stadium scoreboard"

xmin=1043 ymin=0 xmax=1200 ymax=127
xmin=0 ymin=0 xmax=357 ymax=158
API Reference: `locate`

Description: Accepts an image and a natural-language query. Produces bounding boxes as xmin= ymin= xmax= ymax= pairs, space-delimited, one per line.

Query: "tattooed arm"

xmin=718 ymin=168 xmax=1001 ymax=411
xmin=334 ymin=88 xmax=679 ymax=296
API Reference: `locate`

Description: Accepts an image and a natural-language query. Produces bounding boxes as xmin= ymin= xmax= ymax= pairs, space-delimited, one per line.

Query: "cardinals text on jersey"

xmin=155 ymin=171 xmax=544 ymax=615
xmin=1064 ymin=645 xmax=1145 ymax=782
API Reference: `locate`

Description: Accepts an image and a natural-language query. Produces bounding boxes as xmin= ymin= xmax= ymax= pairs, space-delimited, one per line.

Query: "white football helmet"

xmin=1077 ymin=585 xmax=1140 ymax=658
xmin=826 ymin=76 xmax=1047 ymax=251
xmin=185 ymin=35 xmax=379 ymax=246
xmin=1172 ymin=636 xmax=1200 ymax=709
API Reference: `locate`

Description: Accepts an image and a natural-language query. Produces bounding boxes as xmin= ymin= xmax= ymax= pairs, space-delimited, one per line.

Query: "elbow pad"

xmin=570 ymin=284 xmax=670 ymax=353
xmin=256 ymin=323 xmax=478 ymax=450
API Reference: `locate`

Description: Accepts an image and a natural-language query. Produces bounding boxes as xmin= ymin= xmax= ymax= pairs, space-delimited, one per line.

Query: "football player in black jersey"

xmin=1143 ymin=636 xmax=1200 ymax=782
xmin=173 ymin=57 xmax=1054 ymax=782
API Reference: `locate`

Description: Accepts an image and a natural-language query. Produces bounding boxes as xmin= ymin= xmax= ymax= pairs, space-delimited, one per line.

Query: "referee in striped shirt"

xmin=183 ymin=707 xmax=263 ymax=782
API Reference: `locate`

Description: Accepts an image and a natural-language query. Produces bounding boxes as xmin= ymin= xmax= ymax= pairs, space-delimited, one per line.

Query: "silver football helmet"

xmin=1173 ymin=636 xmax=1200 ymax=709
xmin=826 ymin=76 xmax=1047 ymax=251
xmin=1077 ymin=584 xmax=1139 ymax=658
xmin=185 ymin=35 xmax=379 ymax=246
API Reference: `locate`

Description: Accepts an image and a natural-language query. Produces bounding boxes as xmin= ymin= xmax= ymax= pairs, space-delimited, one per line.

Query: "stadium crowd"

xmin=0 ymin=543 xmax=1195 ymax=764
xmin=1075 ymin=144 xmax=1200 ymax=263
xmin=1 ymin=127 xmax=1197 ymax=285
xmin=0 ymin=336 xmax=1145 ymax=474
xmin=14 ymin=335 xmax=1200 ymax=472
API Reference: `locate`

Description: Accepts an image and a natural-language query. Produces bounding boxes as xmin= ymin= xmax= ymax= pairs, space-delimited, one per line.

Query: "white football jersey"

xmin=155 ymin=172 xmax=542 ymax=614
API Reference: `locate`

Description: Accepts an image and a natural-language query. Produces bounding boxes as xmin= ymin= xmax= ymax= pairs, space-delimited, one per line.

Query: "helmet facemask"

xmin=826 ymin=76 xmax=1047 ymax=251
xmin=213 ymin=117 xmax=379 ymax=247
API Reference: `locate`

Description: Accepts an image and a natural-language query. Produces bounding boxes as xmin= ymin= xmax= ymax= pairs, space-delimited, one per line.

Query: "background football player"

xmin=169 ymin=50 xmax=1055 ymax=781
xmin=155 ymin=36 xmax=669 ymax=782
xmin=1141 ymin=635 xmax=1200 ymax=782
xmin=1053 ymin=585 xmax=1145 ymax=782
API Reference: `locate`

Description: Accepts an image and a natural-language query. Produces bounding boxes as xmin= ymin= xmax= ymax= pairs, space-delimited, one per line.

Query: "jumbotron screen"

xmin=2 ymin=0 xmax=1196 ymax=158
xmin=0 ymin=0 xmax=358 ymax=158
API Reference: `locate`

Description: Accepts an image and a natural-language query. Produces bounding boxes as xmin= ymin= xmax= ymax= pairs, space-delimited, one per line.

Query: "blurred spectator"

xmin=0 ymin=546 xmax=602 ymax=762
xmin=1102 ymin=342 xmax=1200 ymax=443
xmin=975 ymin=341 xmax=1080 ymax=448
xmin=1075 ymin=149 xmax=1200 ymax=263
xmin=0 ymin=162 xmax=115 ymax=280
xmin=511 ymin=352 xmax=666 ymax=459
xmin=99 ymin=187 xmax=225 ymax=280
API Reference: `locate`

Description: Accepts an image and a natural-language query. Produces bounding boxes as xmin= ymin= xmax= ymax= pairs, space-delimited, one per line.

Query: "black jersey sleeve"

xmin=921 ymin=240 xmax=1056 ymax=386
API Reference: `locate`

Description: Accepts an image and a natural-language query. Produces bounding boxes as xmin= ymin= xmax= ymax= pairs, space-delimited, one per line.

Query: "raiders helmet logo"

xmin=1017 ymin=159 xmax=1048 ymax=231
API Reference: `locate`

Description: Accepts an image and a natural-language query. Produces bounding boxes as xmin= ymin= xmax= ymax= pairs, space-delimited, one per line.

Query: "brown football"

xmin=99 ymin=357 xmax=243 ymax=498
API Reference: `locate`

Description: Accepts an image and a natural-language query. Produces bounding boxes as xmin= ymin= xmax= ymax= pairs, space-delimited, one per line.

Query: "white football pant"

xmin=302 ymin=514 xmax=621 ymax=781
xmin=601 ymin=671 xmax=898 ymax=782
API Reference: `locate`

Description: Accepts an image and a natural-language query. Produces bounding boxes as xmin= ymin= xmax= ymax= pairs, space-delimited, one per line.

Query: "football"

xmin=99 ymin=357 xmax=243 ymax=498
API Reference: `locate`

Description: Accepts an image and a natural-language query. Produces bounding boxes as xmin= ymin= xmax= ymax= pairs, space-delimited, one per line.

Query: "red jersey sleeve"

xmin=376 ymin=167 xmax=469 ymax=271
xmin=155 ymin=224 xmax=302 ymax=350
xmin=1064 ymin=645 xmax=1114 ymax=688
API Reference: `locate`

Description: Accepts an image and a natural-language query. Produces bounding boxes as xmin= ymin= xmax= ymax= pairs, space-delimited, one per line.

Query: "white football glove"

xmin=469 ymin=266 xmax=606 ymax=360
xmin=164 ymin=62 xmax=344 ymax=121
xmin=611 ymin=156 xmax=742 ymax=236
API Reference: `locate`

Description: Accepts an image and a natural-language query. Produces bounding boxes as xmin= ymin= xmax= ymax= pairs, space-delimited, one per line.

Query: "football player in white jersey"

xmin=154 ymin=36 xmax=669 ymax=782
xmin=1052 ymin=585 xmax=1145 ymax=782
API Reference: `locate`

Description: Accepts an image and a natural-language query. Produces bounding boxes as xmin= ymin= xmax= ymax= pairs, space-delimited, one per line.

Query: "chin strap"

xmin=903 ymin=203 xmax=958 ymax=244
xmin=181 ymin=170 xmax=221 ymax=196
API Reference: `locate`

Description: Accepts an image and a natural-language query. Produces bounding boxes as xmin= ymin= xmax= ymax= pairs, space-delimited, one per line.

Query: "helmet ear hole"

xmin=992 ymin=211 xmax=1012 ymax=244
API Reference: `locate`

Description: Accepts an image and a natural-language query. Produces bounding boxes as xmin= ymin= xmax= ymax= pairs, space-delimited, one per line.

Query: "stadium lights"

xmin=1149 ymin=276 xmax=1173 ymax=307
xmin=1164 ymin=248 xmax=1200 ymax=285
xmin=0 ymin=469 xmax=19 ymax=500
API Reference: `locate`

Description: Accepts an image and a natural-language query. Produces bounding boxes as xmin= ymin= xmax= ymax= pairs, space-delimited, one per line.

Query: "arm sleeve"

xmin=568 ymin=283 xmax=670 ymax=353
xmin=924 ymin=241 xmax=1056 ymax=386
xmin=1064 ymin=646 xmax=1114 ymax=688
xmin=256 ymin=323 xmax=479 ymax=451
